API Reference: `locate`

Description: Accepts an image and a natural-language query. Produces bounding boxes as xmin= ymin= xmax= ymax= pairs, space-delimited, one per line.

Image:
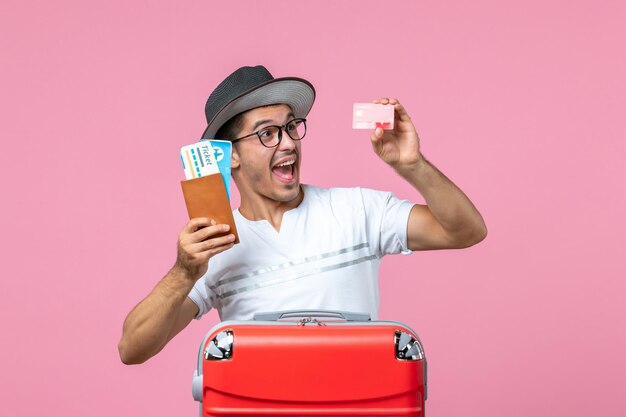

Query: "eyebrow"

xmin=251 ymin=112 xmax=296 ymax=131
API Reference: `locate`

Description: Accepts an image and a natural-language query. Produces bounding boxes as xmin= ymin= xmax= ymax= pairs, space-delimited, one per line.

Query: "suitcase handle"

xmin=253 ymin=310 xmax=371 ymax=322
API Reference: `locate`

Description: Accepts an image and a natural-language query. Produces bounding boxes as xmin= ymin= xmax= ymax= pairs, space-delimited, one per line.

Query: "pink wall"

xmin=2 ymin=1 xmax=625 ymax=416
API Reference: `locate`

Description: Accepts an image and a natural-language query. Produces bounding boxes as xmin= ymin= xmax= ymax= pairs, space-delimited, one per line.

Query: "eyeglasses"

xmin=230 ymin=118 xmax=307 ymax=148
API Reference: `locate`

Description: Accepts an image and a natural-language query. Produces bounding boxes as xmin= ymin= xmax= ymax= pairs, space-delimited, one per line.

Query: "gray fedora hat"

xmin=201 ymin=65 xmax=316 ymax=140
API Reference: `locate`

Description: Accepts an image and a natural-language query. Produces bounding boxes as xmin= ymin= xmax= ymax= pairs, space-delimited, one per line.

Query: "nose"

xmin=276 ymin=128 xmax=297 ymax=151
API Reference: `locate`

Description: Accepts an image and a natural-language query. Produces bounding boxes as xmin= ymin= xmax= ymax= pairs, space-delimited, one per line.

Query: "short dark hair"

xmin=214 ymin=112 xmax=246 ymax=141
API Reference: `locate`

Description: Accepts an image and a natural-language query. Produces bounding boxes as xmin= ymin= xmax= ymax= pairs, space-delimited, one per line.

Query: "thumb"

xmin=370 ymin=127 xmax=384 ymax=143
xmin=370 ymin=127 xmax=384 ymax=154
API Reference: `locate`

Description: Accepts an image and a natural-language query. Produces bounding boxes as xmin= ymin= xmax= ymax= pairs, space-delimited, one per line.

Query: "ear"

xmin=231 ymin=144 xmax=240 ymax=169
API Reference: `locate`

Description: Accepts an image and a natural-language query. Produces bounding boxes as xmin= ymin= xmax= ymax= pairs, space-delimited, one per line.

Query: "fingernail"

xmin=223 ymin=224 xmax=230 ymax=231
xmin=210 ymin=219 xmax=216 ymax=226
xmin=228 ymin=234 xmax=235 ymax=241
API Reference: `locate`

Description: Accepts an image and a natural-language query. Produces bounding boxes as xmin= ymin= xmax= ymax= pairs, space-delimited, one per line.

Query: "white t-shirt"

xmin=187 ymin=185 xmax=414 ymax=321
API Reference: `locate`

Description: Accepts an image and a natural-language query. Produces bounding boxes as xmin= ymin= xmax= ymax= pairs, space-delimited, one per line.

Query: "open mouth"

xmin=271 ymin=158 xmax=296 ymax=182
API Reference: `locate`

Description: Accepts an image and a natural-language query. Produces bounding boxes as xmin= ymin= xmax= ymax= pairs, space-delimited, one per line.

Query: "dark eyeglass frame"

xmin=230 ymin=118 xmax=307 ymax=148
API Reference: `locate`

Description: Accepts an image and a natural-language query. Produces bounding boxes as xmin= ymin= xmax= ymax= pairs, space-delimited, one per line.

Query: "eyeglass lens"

xmin=259 ymin=119 xmax=306 ymax=147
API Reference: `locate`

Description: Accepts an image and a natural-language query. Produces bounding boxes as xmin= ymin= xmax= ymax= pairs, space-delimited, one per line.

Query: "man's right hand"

xmin=118 ymin=217 xmax=235 ymax=364
xmin=174 ymin=217 xmax=236 ymax=280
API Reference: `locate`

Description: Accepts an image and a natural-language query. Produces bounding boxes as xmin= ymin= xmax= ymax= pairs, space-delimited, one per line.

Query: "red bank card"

xmin=352 ymin=103 xmax=395 ymax=130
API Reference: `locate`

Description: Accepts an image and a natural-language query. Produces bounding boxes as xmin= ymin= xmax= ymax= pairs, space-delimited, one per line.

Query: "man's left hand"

xmin=369 ymin=98 xmax=422 ymax=173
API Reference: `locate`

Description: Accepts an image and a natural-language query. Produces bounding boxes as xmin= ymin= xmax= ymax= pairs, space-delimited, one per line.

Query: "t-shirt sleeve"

xmin=360 ymin=187 xmax=414 ymax=257
xmin=187 ymin=272 xmax=217 ymax=319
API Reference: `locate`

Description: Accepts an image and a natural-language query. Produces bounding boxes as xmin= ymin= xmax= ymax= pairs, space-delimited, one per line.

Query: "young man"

xmin=118 ymin=65 xmax=487 ymax=365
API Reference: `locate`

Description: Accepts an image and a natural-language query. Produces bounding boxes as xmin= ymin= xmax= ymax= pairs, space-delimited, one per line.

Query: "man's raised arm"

xmin=369 ymin=98 xmax=487 ymax=251
xmin=118 ymin=218 xmax=235 ymax=364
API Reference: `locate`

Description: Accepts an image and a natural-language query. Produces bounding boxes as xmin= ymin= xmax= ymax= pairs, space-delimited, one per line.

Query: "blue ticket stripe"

xmin=195 ymin=147 xmax=205 ymax=167
xmin=193 ymin=147 xmax=202 ymax=177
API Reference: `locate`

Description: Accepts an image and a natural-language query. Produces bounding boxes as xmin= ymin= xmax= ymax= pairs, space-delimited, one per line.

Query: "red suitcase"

xmin=192 ymin=310 xmax=427 ymax=416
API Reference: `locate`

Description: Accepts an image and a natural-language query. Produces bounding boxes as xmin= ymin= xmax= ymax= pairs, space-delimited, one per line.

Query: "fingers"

xmin=180 ymin=219 xmax=235 ymax=249
xmin=183 ymin=217 xmax=214 ymax=233
xmin=373 ymin=97 xmax=396 ymax=105
xmin=372 ymin=98 xmax=411 ymax=123
xmin=190 ymin=222 xmax=231 ymax=242
xmin=182 ymin=218 xmax=229 ymax=240
xmin=176 ymin=219 xmax=236 ymax=279
xmin=203 ymin=241 xmax=235 ymax=258
xmin=191 ymin=233 xmax=236 ymax=254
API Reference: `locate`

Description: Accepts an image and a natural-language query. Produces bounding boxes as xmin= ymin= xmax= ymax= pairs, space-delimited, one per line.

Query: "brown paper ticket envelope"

xmin=180 ymin=173 xmax=240 ymax=244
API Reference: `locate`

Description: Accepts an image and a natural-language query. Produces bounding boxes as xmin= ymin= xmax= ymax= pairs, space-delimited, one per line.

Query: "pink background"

xmin=2 ymin=1 xmax=625 ymax=416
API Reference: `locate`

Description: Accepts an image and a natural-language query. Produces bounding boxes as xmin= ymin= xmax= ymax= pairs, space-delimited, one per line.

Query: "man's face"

xmin=231 ymin=104 xmax=302 ymax=205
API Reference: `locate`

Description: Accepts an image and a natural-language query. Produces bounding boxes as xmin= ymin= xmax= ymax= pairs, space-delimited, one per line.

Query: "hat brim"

xmin=201 ymin=77 xmax=315 ymax=140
